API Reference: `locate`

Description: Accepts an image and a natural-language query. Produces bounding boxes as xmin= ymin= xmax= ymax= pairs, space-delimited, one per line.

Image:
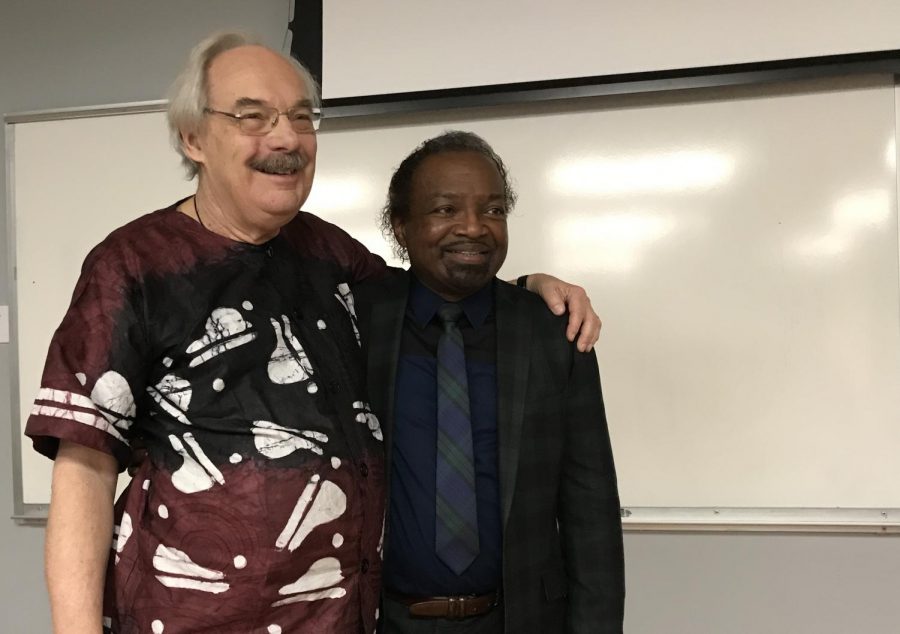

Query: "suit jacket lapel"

xmin=494 ymin=281 xmax=532 ymax=532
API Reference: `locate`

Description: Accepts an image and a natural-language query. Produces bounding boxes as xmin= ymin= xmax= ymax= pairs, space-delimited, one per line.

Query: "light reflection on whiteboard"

xmin=793 ymin=188 xmax=892 ymax=260
xmin=549 ymin=150 xmax=735 ymax=196
xmin=552 ymin=212 xmax=676 ymax=273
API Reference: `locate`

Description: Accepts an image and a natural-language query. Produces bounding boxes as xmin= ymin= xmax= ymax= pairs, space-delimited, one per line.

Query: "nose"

xmin=455 ymin=208 xmax=488 ymax=237
xmin=265 ymin=113 xmax=303 ymax=151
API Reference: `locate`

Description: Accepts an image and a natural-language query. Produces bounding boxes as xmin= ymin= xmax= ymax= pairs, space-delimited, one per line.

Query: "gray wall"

xmin=1 ymin=2 xmax=898 ymax=633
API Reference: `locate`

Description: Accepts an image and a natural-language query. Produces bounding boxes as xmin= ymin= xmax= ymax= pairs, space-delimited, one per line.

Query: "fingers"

xmin=575 ymin=312 xmax=602 ymax=352
xmin=562 ymin=286 xmax=601 ymax=351
xmin=527 ymin=274 xmax=603 ymax=350
xmin=566 ymin=311 xmax=583 ymax=343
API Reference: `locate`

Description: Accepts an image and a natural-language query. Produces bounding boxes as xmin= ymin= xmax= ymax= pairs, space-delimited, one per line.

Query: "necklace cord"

xmin=194 ymin=196 xmax=206 ymax=229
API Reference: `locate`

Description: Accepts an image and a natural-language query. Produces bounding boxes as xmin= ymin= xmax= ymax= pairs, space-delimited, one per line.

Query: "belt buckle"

xmin=448 ymin=595 xmax=466 ymax=619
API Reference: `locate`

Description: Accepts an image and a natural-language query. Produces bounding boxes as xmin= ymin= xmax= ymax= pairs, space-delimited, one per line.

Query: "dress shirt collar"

xmin=408 ymin=274 xmax=494 ymax=329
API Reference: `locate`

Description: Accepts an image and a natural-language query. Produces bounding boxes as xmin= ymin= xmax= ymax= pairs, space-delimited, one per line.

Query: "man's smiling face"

xmin=183 ymin=45 xmax=317 ymax=226
xmin=393 ymin=150 xmax=509 ymax=301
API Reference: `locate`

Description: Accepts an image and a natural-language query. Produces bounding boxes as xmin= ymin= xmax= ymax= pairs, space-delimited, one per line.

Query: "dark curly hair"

xmin=379 ymin=130 xmax=518 ymax=260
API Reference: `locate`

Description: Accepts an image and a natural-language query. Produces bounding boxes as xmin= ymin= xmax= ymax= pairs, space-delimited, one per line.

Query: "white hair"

xmin=166 ymin=30 xmax=321 ymax=179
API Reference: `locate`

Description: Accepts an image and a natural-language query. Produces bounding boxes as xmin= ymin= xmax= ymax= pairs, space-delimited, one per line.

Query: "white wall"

xmin=2 ymin=2 xmax=898 ymax=633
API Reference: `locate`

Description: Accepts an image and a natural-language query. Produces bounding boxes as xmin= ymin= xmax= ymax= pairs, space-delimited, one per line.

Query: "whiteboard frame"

xmin=323 ymin=49 xmax=900 ymax=119
xmin=7 ymin=64 xmax=900 ymax=532
xmin=5 ymin=119 xmax=34 ymax=523
xmin=622 ymin=508 xmax=900 ymax=534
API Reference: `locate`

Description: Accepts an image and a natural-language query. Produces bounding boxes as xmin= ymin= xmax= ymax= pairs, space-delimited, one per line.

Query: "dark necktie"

xmin=435 ymin=303 xmax=479 ymax=575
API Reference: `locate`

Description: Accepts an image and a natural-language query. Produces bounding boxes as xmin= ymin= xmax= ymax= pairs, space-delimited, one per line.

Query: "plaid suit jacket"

xmin=355 ymin=271 xmax=624 ymax=633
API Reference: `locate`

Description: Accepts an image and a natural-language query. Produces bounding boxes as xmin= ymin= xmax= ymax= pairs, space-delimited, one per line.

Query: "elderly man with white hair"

xmin=24 ymin=32 xmax=600 ymax=634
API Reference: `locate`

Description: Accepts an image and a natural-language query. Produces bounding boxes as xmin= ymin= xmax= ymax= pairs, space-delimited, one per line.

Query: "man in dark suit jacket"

xmin=355 ymin=131 xmax=624 ymax=633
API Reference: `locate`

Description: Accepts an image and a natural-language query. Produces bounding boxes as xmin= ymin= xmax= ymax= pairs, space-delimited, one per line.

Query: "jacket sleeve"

xmin=559 ymin=348 xmax=625 ymax=633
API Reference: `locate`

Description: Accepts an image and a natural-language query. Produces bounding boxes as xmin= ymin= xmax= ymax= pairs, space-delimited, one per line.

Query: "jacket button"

xmin=359 ymin=463 xmax=368 ymax=477
xmin=361 ymin=558 xmax=369 ymax=573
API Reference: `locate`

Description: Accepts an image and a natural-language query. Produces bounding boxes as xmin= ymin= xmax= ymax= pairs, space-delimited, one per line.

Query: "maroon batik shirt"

xmin=25 ymin=203 xmax=387 ymax=634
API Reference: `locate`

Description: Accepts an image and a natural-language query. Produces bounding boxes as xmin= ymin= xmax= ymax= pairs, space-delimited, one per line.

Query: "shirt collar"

xmin=409 ymin=274 xmax=494 ymax=329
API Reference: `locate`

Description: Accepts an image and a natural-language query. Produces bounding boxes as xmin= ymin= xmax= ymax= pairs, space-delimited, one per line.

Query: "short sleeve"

xmin=24 ymin=241 xmax=151 ymax=471
xmin=286 ymin=211 xmax=389 ymax=283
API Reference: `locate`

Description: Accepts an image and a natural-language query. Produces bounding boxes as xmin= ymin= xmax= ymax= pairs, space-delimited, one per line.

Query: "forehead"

xmin=206 ymin=45 xmax=307 ymax=106
xmin=411 ymin=151 xmax=504 ymax=196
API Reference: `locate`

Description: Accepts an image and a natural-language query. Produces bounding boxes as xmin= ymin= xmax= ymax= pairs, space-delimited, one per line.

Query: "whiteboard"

xmin=8 ymin=75 xmax=900 ymax=529
xmin=323 ymin=0 xmax=900 ymax=98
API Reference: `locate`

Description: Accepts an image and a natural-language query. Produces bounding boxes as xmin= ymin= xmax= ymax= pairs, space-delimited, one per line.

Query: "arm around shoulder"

xmin=45 ymin=441 xmax=119 ymax=634
xmin=515 ymin=273 xmax=602 ymax=351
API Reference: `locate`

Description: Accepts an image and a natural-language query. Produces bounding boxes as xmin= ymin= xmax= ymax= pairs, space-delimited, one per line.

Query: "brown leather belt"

xmin=386 ymin=590 xmax=499 ymax=619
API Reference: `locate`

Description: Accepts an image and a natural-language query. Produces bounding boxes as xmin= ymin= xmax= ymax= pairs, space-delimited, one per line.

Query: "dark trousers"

xmin=381 ymin=595 xmax=504 ymax=634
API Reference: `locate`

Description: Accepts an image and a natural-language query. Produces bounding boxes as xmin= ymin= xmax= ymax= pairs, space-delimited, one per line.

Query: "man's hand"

xmin=127 ymin=440 xmax=149 ymax=477
xmin=523 ymin=273 xmax=602 ymax=351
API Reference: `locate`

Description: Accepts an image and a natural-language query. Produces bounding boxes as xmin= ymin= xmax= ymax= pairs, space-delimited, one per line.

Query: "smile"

xmin=443 ymin=242 xmax=490 ymax=255
xmin=443 ymin=248 xmax=491 ymax=264
xmin=255 ymin=166 xmax=299 ymax=176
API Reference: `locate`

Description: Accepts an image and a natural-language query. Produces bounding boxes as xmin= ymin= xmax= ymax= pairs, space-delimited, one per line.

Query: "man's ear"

xmin=392 ymin=217 xmax=407 ymax=249
xmin=180 ymin=129 xmax=205 ymax=165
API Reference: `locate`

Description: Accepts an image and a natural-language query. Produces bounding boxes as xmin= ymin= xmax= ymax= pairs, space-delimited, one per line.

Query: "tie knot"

xmin=437 ymin=303 xmax=464 ymax=327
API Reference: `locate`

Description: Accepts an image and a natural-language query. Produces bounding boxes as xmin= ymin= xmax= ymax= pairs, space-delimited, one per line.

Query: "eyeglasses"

xmin=203 ymin=105 xmax=321 ymax=135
